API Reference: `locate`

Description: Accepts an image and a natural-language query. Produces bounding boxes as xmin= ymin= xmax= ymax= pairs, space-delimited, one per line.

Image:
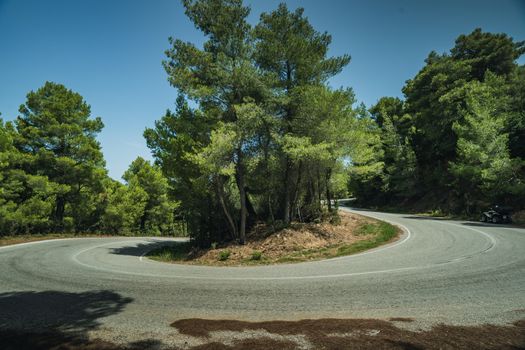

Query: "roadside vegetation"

xmin=1 ymin=0 xmax=523 ymax=250
xmin=0 ymin=86 xmax=183 ymax=237
xmin=350 ymin=29 xmax=525 ymax=217
xmin=147 ymin=212 xmax=400 ymax=266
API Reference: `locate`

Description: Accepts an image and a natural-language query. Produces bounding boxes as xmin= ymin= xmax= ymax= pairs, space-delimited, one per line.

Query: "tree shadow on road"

xmin=0 ymin=290 xmax=167 ymax=349
xmin=0 ymin=290 xmax=132 ymax=332
xmin=109 ymin=240 xmax=183 ymax=258
xmin=461 ymin=222 xmax=518 ymax=229
xmin=401 ymin=215 xmax=449 ymax=221
xmin=400 ymin=215 xmax=523 ymax=229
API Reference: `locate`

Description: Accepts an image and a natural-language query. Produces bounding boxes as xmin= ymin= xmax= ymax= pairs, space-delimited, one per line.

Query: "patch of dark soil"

xmin=173 ymin=318 xmax=525 ymax=350
xmin=389 ymin=317 xmax=415 ymax=322
xmin=189 ymin=338 xmax=297 ymax=350
xmin=3 ymin=318 xmax=523 ymax=350
xmin=172 ymin=318 xmax=402 ymax=339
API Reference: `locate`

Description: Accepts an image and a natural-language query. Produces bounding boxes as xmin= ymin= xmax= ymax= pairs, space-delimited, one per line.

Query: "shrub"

xmin=329 ymin=212 xmax=341 ymax=225
xmin=218 ymin=249 xmax=230 ymax=261
xmin=251 ymin=250 xmax=262 ymax=261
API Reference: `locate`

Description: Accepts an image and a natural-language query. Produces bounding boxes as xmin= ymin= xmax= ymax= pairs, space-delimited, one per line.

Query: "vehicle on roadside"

xmin=480 ymin=205 xmax=512 ymax=224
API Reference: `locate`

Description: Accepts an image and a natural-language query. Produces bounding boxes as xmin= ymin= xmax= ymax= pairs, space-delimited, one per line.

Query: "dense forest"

xmin=0 ymin=82 xmax=179 ymax=235
xmin=1 ymin=0 xmax=523 ymax=245
xmin=351 ymin=28 xmax=525 ymax=215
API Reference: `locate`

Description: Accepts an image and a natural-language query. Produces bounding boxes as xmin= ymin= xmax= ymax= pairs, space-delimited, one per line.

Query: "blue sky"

xmin=1 ymin=0 xmax=524 ymax=180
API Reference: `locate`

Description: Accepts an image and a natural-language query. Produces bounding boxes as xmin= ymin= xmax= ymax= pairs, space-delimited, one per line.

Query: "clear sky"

xmin=1 ymin=0 xmax=524 ymax=180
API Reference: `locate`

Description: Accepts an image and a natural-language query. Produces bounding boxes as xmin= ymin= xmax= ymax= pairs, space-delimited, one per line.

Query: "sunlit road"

xmin=1 ymin=208 xmax=524 ymax=344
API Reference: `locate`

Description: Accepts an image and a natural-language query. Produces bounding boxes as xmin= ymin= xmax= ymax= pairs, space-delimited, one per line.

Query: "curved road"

xmin=1 ymin=208 xmax=524 ymax=344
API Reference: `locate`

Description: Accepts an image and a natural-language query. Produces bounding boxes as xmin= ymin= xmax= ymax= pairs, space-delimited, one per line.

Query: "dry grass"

xmin=148 ymin=212 xmax=400 ymax=266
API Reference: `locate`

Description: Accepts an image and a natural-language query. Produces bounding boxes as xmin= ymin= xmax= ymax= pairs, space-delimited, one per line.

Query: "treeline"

xmin=144 ymin=0 xmax=374 ymax=246
xmin=0 ymin=82 xmax=179 ymax=235
xmin=2 ymin=1 xmax=522 ymax=241
xmin=350 ymin=29 xmax=525 ymax=215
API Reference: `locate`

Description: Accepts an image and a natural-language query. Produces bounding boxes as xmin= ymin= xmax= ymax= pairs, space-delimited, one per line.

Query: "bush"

xmin=329 ymin=212 xmax=341 ymax=225
xmin=251 ymin=250 xmax=262 ymax=261
xmin=218 ymin=249 xmax=230 ymax=261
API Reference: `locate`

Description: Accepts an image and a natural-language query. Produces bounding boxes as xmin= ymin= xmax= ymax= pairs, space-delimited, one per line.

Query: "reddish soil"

xmin=171 ymin=318 xmax=525 ymax=350
xmin=3 ymin=319 xmax=523 ymax=349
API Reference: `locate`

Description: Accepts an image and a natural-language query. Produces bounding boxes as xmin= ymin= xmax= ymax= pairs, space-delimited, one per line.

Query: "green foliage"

xmin=337 ymin=222 xmax=397 ymax=256
xmin=147 ymin=0 xmax=367 ymax=247
xmin=380 ymin=115 xmax=417 ymax=197
xmin=13 ymin=81 xmax=106 ymax=232
xmin=101 ymin=158 xmax=179 ymax=235
xmin=270 ymin=221 xmax=399 ymax=263
xmin=123 ymin=157 xmax=179 ymax=234
xmin=352 ymin=28 xmax=525 ymax=214
xmin=147 ymin=242 xmax=192 ymax=262
xmin=254 ymin=3 xmax=350 ymax=87
xmin=254 ymin=5 xmax=351 ymax=223
xmin=5 ymin=7 xmax=522 ymax=242
xmin=355 ymin=222 xmax=395 ymax=237
xmin=0 ymin=172 xmax=60 ymax=234
xmin=451 ymin=28 xmax=525 ymax=80
xmin=161 ymin=0 xmax=270 ymax=244
xmin=250 ymin=250 xmax=262 ymax=261
xmin=101 ymin=179 xmax=148 ymax=234
xmin=499 ymin=65 xmax=525 ymax=159
xmin=369 ymin=97 xmax=404 ymax=129
xmin=144 ymin=96 xmax=216 ymax=243
xmin=355 ymin=223 xmax=376 ymax=236
xmin=218 ymin=249 xmax=231 ymax=261
xmin=449 ymin=80 xmax=525 ymax=212
xmin=1 ymin=84 xmax=179 ymax=236
xmin=347 ymin=108 xmax=386 ymax=205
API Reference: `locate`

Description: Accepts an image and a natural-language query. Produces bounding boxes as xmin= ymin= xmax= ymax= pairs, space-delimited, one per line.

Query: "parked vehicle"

xmin=480 ymin=205 xmax=512 ymax=224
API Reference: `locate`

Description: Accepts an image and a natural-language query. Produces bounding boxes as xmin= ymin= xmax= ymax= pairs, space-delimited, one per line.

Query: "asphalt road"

xmin=1 ymin=208 xmax=524 ymax=345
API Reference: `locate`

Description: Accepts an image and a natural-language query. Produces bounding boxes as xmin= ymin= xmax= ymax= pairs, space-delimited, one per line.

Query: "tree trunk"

xmin=216 ymin=176 xmax=237 ymax=240
xmin=235 ymin=149 xmax=247 ymax=244
xmin=245 ymin=190 xmax=258 ymax=225
xmin=326 ymin=168 xmax=332 ymax=212
xmin=268 ymin=194 xmax=276 ymax=225
xmin=54 ymin=196 xmax=66 ymax=228
xmin=317 ymin=168 xmax=322 ymax=204
xmin=283 ymin=158 xmax=292 ymax=225
xmin=282 ymin=61 xmax=293 ymax=225
xmin=290 ymin=160 xmax=303 ymax=222
xmin=140 ymin=212 xmax=148 ymax=232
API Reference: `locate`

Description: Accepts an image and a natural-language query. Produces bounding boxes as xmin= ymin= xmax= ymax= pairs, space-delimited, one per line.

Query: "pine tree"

xmin=450 ymin=81 xmax=524 ymax=213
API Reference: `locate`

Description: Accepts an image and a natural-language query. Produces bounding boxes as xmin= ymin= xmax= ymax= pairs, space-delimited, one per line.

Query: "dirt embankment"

xmin=151 ymin=211 xmax=400 ymax=266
